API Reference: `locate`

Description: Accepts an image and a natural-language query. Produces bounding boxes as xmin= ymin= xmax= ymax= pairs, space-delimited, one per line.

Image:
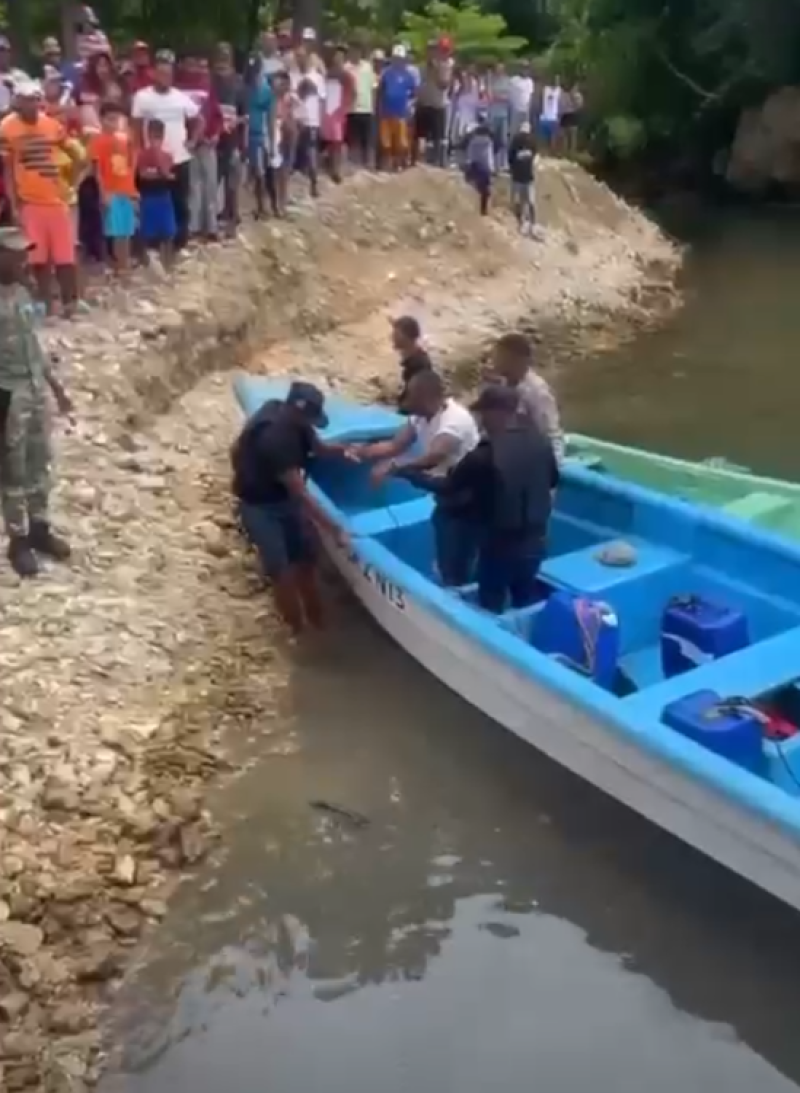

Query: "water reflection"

xmin=105 ymin=602 xmax=800 ymax=1093
xmin=565 ymin=207 xmax=800 ymax=477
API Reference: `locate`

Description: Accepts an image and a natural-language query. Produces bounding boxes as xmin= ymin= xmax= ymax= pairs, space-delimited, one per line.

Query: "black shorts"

xmin=561 ymin=111 xmax=581 ymax=129
xmin=346 ymin=112 xmax=373 ymax=153
xmin=415 ymin=105 xmax=446 ymax=143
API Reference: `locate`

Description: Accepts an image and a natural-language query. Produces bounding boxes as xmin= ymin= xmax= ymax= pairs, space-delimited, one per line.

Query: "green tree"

xmin=400 ymin=1 xmax=527 ymax=62
xmin=545 ymin=0 xmax=800 ymax=166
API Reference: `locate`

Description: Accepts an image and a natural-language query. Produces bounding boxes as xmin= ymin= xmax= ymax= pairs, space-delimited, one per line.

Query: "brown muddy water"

xmin=102 ymin=210 xmax=800 ymax=1093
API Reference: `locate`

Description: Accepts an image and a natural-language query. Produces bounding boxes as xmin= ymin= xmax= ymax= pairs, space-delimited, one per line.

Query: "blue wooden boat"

xmin=235 ymin=376 xmax=800 ymax=911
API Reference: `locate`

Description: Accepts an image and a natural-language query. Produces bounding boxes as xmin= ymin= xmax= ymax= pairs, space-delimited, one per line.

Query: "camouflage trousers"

xmin=0 ymin=382 xmax=51 ymax=538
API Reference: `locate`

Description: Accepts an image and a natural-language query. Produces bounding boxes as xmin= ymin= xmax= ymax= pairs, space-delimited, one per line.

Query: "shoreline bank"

xmin=0 ymin=162 xmax=679 ymax=1091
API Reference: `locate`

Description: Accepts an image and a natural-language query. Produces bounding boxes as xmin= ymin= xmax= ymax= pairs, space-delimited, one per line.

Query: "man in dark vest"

xmin=231 ymin=381 xmax=350 ymax=635
xmin=420 ymin=384 xmax=558 ymax=612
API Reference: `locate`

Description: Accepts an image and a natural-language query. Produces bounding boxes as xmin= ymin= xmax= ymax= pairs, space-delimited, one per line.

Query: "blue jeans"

xmin=239 ymin=500 xmax=316 ymax=579
xmin=476 ymin=534 xmax=545 ymax=613
xmin=432 ymin=506 xmax=478 ymax=586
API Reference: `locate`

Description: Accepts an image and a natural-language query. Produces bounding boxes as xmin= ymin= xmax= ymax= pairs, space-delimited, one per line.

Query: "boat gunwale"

xmin=567 ymin=432 xmax=800 ymax=497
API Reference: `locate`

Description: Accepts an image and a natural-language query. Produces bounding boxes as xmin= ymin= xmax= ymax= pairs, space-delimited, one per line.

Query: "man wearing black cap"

xmin=423 ymin=384 xmax=558 ymax=612
xmin=231 ymin=381 xmax=351 ymax=635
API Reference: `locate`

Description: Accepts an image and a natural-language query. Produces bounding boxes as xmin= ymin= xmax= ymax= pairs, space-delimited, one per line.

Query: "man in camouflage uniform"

xmin=0 ymin=227 xmax=72 ymax=578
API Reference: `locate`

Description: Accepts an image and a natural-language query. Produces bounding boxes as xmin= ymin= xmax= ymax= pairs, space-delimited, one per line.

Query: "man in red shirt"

xmin=177 ymin=53 xmax=224 ymax=240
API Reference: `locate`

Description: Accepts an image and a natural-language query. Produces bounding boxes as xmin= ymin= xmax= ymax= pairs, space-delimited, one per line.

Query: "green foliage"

xmin=542 ymin=0 xmax=800 ymax=167
xmin=400 ymin=2 xmax=527 ymax=62
xmin=8 ymin=0 xmax=800 ymax=178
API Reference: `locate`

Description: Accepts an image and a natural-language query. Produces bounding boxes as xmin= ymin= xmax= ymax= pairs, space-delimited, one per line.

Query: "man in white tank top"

xmin=538 ymin=75 xmax=562 ymax=150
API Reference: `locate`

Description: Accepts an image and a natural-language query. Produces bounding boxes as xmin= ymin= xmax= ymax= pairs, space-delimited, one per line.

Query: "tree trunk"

xmin=61 ymin=0 xmax=80 ymax=62
xmin=246 ymin=0 xmax=262 ymax=46
xmin=6 ymin=0 xmax=31 ymax=66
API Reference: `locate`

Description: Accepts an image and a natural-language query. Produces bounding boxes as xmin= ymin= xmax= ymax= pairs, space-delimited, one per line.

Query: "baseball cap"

xmin=286 ymin=381 xmax=329 ymax=427
xmin=302 ymin=27 xmax=316 ymax=41
xmin=0 ymin=227 xmax=33 ymax=253
xmin=13 ymin=79 xmax=42 ymax=98
xmin=392 ymin=44 xmax=407 ymax=59
xmin=155 ymin=48 xmax=175 ymax=64
xmin=470 ymin=385 xmax=520 ymax=414
xmin=133 ymin=40 xmax=149 ymax=51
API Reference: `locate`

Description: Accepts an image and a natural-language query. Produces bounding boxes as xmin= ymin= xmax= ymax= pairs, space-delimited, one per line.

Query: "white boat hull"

xmin=326 ymin=539 xmax=800 ymax=913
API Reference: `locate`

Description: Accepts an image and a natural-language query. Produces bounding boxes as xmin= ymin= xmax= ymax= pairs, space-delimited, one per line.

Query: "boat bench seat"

xmin=722 ymin=492 xmax=791 ymax=523
xmin=349 ymin=498 xmax=433 ymax=538
xmin=622 ymin=626 xmax=800 ymax=715
xmin=542 ymin=538 xmax=689 ymax=596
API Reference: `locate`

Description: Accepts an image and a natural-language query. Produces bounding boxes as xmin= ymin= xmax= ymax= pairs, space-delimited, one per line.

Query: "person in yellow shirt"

xmin=54 ymin=136 xmax=86 ymax=241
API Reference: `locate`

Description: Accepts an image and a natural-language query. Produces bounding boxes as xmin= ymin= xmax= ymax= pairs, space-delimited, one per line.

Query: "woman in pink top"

xmin=78 ymin=52 xmax=123 ymax=134
xmin=321 ymin=46 xmax=354 ymax=183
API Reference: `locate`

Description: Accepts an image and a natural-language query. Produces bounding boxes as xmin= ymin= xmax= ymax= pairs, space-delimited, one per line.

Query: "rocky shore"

xmin=0 ymin=162 xmax=680 ymax=1091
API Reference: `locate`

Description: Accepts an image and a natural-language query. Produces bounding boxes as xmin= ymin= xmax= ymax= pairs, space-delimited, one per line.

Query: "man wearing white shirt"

xmin=356 ymin=370 xmax=481 ymax=586
xmin=538 ymin=76 xmax=563 ymax=150
xmin=509 ymin=60 xmax=535 ymax=137
xmin=132 ymin=51 xmax=200 ymax=248
xmin=292 ymin=52 xmax=325 ymax=197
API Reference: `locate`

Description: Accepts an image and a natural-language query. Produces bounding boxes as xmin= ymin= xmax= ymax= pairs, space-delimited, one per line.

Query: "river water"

xmin=103 ymin=210 xmax=800 ymax=1093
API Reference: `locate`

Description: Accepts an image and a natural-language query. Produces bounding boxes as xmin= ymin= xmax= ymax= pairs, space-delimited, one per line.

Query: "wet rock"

xmin=47 ymin=1004 xmax=92 ymax=1036
xmin=0 ymin=924 xmax=44 ymax=959
xmin=104 ymin=904 xmax=143 ymax=939
xmin=40 ymin=782 xmax=81 ymax=815
xmin=74 ymin=944 xmax=124 ymax=984
xmin=177 ymin=823 xmax=209 ymax=865
xmin=5 ymin=1061 xmax=41 ymax=1091
xmin=168 ymin=788 xmax=202 ymax=822
xmin=20 ymin=952 xmax=72 ymax=991
xmin=139 ymin=897 xmax=167 ymax=920
xmin=1 ymin=1029 xmax=43 ymax=1059
xmin=0 ymin=992 xmax=29 ymax=1022
xmin=52 ymin=878 xmax=99 ymax=905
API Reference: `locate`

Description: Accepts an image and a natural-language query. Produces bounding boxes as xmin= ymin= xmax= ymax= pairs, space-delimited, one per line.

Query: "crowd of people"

xmin=232 ymin=323 xmax=565 ymax=633
xmin=0 ymin=13 xmax=582 ymax=316
xmin=0 ymin=8 xmax=575 ymax=580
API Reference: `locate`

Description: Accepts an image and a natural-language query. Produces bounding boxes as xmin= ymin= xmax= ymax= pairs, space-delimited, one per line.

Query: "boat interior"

xmin=568 ymin=443 xmax=800 ymax=539
xmin=312 ymin=445 xmax=800 ymax=798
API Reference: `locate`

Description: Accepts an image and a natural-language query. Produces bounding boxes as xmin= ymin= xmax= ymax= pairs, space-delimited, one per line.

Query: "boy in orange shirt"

xmin=89 ymin=102 xmax=137 ymax=276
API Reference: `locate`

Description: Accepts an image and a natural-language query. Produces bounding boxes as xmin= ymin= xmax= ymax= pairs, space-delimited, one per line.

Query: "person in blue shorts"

xmin=136 ymin=118 xmax=176 ymax=268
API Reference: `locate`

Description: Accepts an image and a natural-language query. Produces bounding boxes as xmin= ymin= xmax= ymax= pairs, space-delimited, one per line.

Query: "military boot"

xmin=8 ymin=535 xmax=39 ymax=578
xmin=28 ymin=521 xmax=71 ymax=562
